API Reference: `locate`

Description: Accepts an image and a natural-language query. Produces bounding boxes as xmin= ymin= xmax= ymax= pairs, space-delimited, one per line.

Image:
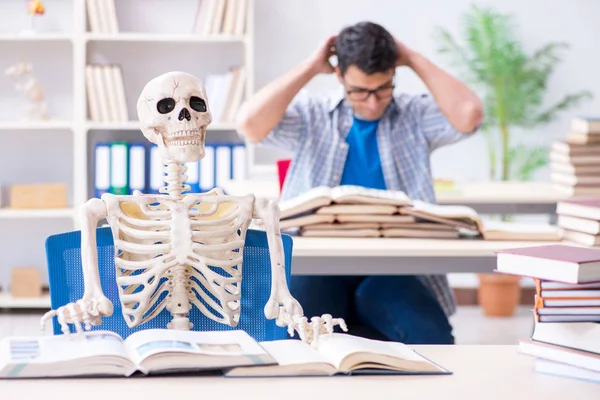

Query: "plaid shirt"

xmin=258 ymin=89 xmax=477 ymax=317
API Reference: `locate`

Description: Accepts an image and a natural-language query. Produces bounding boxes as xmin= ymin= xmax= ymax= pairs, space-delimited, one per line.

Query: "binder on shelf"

xmin=148 ymin=144 xmax=163 ymax=194
xmin=109 ymin=142 xmax=129 ymax=195
xmin=94 ymin=142 xmax=111 ymax=198
xmin=128 ymin=143 xmax=147 ymax=194
xmin=199 ymin=144 xmax=216 ymax=192
xmin=215 ymin=144 xmax=232 ymax=188
xmin=232 ymin=143 xmax=247 ymax=181
xmin=91 ymin=142 xmax=248 ymax=197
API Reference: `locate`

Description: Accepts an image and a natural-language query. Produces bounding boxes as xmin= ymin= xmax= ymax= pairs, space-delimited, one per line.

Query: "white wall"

xmin=252 ymin=0 xmax=600 ymax=181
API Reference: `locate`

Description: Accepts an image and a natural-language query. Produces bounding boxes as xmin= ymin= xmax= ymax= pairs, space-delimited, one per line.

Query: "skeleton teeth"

xmin=168 ymin=129 xmax=201 ymax=138
xmin=168 ymin=140 xmax=201 ymax=146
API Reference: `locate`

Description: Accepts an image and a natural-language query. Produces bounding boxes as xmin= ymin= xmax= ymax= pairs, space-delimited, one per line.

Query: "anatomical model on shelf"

xmin=40 ymin=71 xmax=346 ymax=345
xmin=5 ymin=61 xmax=49 ymax=121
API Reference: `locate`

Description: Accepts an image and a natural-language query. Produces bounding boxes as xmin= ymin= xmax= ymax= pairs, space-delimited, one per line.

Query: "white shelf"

xmin=0 ymin=293 xmax=50 ymax=309
xmin=0 ymin=121 xmax=73 ymax=130
xmin=85 ymin=121 xmax=237 ymax=131
xmin=0 ymin=208 xmax=75 ymax=219
xmin=84 ymin=33 xmax=246 ymax=43
xmin=0 ymin=33 xmax=72 ymax=42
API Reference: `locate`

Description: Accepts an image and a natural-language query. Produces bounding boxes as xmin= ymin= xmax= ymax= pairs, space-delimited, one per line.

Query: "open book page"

xmin=330 ymin=185 xmax=412 ymax=206
xmin=301 ymin=228 xmax=381 ymax=237
xmin=399 ymin=200 xmax=482 ymax=231
xmin=303 ymin=222 xmax=380 ymax=230
xmin=315 ymin=333 xmax=447 ymax=374
xmin=480 ymin=220 xmax=563 ymax=241
xmin=280 ymin=213 xmax=335 ymax=230
xmin=381 ymin=228 xmax=460 ymax=239
xmin=278 ymin=186 xmax=334 ymax=219
xmin=123 ymin=329 xmax=275 ymax=374
xmin=336 ymin=214 xmax=415 ymax=223
xmin=225 ymin=340 xmax=337 ymax=377
xmin=316 ymin=204 xmax=398 ymax=215
xmin=379 ymin=222 xmax=457 ymax=231
xmin=0 ymin=331 xmax=134 ymax=378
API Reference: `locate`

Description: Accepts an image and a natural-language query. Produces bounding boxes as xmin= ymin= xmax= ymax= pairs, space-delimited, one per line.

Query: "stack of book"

xmin=278 ymin=185 xmax=562 ymax=241
xmin=550 ymin=116 xmax=600 ymax=197
xmin=495 ymin=244 xmax=600 ymax=383
xmin=556 ymin=198 xmax=600 ymax=247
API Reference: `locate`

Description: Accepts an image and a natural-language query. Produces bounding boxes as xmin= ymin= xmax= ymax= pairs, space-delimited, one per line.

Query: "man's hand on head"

xmin=308 ymin=35 xmax=337 ymax=75
xmin=394 ymin=38 xmax=416 ymax=68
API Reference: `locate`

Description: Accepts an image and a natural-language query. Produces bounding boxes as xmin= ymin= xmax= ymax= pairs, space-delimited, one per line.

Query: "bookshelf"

xmin=0 ymin=0 xmax=255 ymax=308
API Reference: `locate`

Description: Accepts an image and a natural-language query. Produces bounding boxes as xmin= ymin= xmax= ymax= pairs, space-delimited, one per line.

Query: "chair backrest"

xmin=45 ymin=227 xmax=294 ymax=342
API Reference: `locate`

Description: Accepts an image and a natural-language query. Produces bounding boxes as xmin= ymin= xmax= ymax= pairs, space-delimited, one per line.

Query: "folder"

xmin=232 ymin=144 xmax=247 ymax=181
xmin=128 ymin=143 xmax=147 ymax=194
xmin=148 ymin=144 xmax=163 ymax=194
xmin=94 ymin=142 xmax=111 ymax=198
xmin=200 ymin=144 xmax=215 ymax=192
xmin=109 ymin=141 xmax=129 ymax=195
xmin=215 ymin=144 xmax=232 ymax=188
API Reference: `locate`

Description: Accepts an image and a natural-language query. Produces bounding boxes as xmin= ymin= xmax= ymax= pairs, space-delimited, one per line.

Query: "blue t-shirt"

xmin=339 ymin=117 xmax=387 ymax=189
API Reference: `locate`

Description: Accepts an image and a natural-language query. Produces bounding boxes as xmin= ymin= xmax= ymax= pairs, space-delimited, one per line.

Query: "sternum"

xmin=171 ymin=205 xmax=193 ymax=264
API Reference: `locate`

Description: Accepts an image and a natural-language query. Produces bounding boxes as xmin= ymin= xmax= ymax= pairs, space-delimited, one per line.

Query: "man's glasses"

xmin=345 ymin=83 xmax=395 ymax=102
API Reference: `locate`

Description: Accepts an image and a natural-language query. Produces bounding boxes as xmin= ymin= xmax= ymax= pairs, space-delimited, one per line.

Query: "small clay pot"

xmin=477 ymin=274 xmax=521 ymax=317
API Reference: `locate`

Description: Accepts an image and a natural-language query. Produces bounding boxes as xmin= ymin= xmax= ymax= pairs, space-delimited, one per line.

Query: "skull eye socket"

xmin=157 ymin=98 xmax=176 ymax=114
xmin=190 ymin=96 xmax=207 ymax=112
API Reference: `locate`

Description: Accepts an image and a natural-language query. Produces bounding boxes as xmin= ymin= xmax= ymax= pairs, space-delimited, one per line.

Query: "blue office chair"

xmin=45 ymin=226 xmax=294 ymax=342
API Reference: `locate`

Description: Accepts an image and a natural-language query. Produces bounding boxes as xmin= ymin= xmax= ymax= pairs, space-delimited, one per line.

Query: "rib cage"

xmin=102 ymin=190 xmax=254 ymax=328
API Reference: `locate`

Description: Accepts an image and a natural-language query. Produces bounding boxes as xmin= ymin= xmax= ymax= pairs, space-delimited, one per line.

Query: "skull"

xmin=137 ymin=71 xmax=212 ymax=163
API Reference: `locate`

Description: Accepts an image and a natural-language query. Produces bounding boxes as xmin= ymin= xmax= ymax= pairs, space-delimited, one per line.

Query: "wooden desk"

xmin=1 ymin=345 xmax=596 ymax=400
xmin=289 ymin=237 xmax=551 ymax=275
xmin=221 ymin=179 xmax=566 ymax=217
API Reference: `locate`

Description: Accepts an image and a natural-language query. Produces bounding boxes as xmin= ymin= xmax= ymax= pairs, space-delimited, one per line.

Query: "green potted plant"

xmin=432 ymin=4 xmax=593 ymax=316
xmin=433 ymin=4 xmax=592 ymax=184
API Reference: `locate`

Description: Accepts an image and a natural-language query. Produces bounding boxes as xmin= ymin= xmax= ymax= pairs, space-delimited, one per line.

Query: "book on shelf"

xmin=193 ymin=0 xmax=248 ymax=36
xmin=224 ymin=333 xmax=450 ymax=377
xmin=86 ymin=0 xmax=119 ymax=34
xmin=204 ymin=66 xmax=247 ymax=124
xmin=495 ymin=244 xmax=600 ymax=284
xmin=93 ymin=141 xmax=247 ymax=198
xmin=86 ymin=64 xmax=129 ymax=123
xmin=0 ymin=329 xmax=274 ymax=378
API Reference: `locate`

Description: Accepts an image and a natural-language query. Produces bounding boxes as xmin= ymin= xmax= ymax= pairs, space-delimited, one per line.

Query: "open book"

xmin=0 ymin=329 xmax=274 ymax=378
xmin=224 ymin=333 xmax=450 ymax=377
xmin=278 ymin=185 xmax=412 ymax=220
xmin=399 ymin=200 xmax=562 ymax=241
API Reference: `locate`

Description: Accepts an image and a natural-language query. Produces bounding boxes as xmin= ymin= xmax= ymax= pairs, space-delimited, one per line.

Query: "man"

xmin=235 ymin=21 xmax=483 ymax=344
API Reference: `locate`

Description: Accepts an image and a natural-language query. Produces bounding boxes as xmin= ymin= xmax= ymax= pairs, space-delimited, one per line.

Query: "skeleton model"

xmin=5 ymin=61 xmax=48 ymax=120
xmin=40 ymin=71 xmax=346 ymax=345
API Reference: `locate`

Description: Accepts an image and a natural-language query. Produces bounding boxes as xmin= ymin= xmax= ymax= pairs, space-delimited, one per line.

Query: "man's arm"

xmin=398 ymin=41 xmax=484 ymax=134
xmin=236 ymin=35 xmax=337 ymax=143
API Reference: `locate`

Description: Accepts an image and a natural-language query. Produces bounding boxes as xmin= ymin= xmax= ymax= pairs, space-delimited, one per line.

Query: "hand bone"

xmin=278 ymin=309 xmax=348 ymax=346
xmin=40 ymin=296 xmax=113 ymax=335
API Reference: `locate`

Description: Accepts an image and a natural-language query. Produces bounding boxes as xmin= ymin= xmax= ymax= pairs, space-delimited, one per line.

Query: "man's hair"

xmin=335 ymin=21 xmax=398 ymax=76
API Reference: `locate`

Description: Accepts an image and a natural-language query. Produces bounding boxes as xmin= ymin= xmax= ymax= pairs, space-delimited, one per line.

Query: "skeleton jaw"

xmin=158 ymin=126 xmax=206 ymax=163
